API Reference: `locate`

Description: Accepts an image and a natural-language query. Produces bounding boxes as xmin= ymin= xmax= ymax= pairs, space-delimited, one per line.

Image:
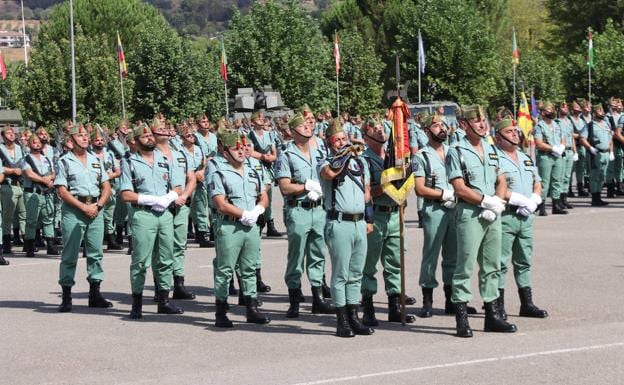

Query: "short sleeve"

xmin=445 ymin=147 xmax=463 ymax=181
xmin=118 ymin=159 xmax=133 ymax=192
xmin=54 ymin=159 xmax=67 ymax=187
xmin=274 ymin=151 xmax=291 ymax=180
xmin=210 ymin=171 xmax=226 ymax=198
xmin=412 ymin=153 xmax=426 ymax=178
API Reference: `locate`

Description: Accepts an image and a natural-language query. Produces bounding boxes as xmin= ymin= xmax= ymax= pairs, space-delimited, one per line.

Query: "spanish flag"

xmin=117 ymin=32 xmax=127 ymax=78
xmin=518 ymin=92 xmax=533 ymax=139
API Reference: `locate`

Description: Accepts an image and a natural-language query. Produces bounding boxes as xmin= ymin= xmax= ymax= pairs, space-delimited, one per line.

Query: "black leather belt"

xmin=505 ymin=204 xmax=520 ymax=213
xmin=222 ymin=215 xmax=239 ymax=222
xmin=2 ymin=180 xmax=21 ymax=186
xmin=327 ymin=210 xmax=364 ymax=222
xmin=24 ymin=187 xmax=47 ymax=194
xmin=373 ymin=204 xmax=398 ymax=213
xmin=287 ymin=200 xmax=321 ymax=209
xmin=131 ymin=204 xmax=151 ymax=210
xmin=76 ymin=195 xmax=100 ymax=204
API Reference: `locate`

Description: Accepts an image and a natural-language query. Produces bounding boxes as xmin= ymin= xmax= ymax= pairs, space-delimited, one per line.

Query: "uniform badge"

xmin=177 ymin=157 xmax=186 ymax=163
xmin=92 ymin=162 xmax=101 ymax=169
xmin=488 ymin=153 xmax=498 ymax=160
xmin=524 ymin=159 xmax=534 ymax=167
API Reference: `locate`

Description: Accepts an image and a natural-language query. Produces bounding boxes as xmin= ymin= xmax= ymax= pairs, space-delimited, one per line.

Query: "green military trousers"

xmin=606 ymin=146 xmax=623 ymax=183
xmin=499 ymin=212 xmax=534 ymax=290
xmin=451 ymin=203 xmax=501 ymax=304
xmin=265 ymin=185 xmax=274 ymax=222
xmin=130 ymin=207 xmax=174 ymax=294
xmin=589 ymin=151 xmax=609 ymax=193
xmin=325 ymin=218 xmax=367 ymax=307
xmin=561 ymin=150 xmax=575 ymax=189
xmin=213 ymin=218 xmax=260 ymax=301
xmin=575 ymin=146 xmax=587 ymax=185
xmin=1 ymin=184 xmax=25 ymax=235
xmin=283 ymin=205 xmax=326 ymax=289
xmin=58 ymin=203 xmax=105 ymax=286
xmin=113 ymin=193 xmax=129 ymax=229
xmin=361 ymin=209 xmax=401 ymax=297
xmin=537 ymin=152 xmax=564 ymax=200
xmin=172 ymin=205 xmax=190 ymax=277
xmin=419 ymin=202 xmax=457 ymax=289
xmin=190 ymin=183 xmax=209 ymax=232
xmin=24 ymin=191 xmax=55 ymax=240
xmin=102 ymin=192 xmax=116 ymax=236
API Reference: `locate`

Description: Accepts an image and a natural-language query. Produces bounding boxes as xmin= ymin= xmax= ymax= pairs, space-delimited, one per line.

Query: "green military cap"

xmin=540 ymin=101 xmax=554 ymax=111
xmin=593 ymin=104 xmax=605 ymax=113
xmin=217 ymin=129 xmax=241 ymax=148
xmin=251 ymin=111 xmax=263 ymax=121
xmin=68 ymin=124 xmax=88 ymax=136
xmin=460 ymin=105 xmax=484 ymax=120
xmin=296 ymin=104 xmax=312 ymax=115
xmin=421 ymin=113 xmax=444 ymax=129
xmin=90 ymin=126 xmax=107 ymax=141
xmin=494 ymin=118 xmax=514 ymax=132
xmin=288 ymin=113 xmax=305 ymax=129
xmin=132 ymin=124 xmax=152 ymax=139
xmin=557 ymin=100 xmax=568 ymax=108
xmin=496 ymin=106 xmax=513 ymax=120
xmin=576 ymin=98 xmax=588 ymax=108
xmin=325 ymin=119 xmax=344 ymax=138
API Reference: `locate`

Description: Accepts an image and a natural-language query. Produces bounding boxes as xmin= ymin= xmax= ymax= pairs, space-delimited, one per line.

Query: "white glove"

xmin=530 ymin=193 xmax=542 ymax=207
xmin=152 ymin=197 xmax=171 ymax=212
xmin=609 ymin=151 xmax=615 ymax=161
xmin=516 ymin=206 xmax=533 ymax=217
xmin=304 ymin=179 xmax=322 ymax=194
xmin=551 ymin=144 xmax=563 ymax=157
xmin=480 ymin=195 xmax=505 ymax=216
xmin=306 ymin=190 xmax=321 ymax=202
xmin=137 ymin=194 xmax=160 ymax=206
xmin=479 ymin=209 xmax=497 ymax=222
xmin=163 ymin=191 xmax=179 ymax=205
xmin=441 ymin=189 xmax=455 ymax=202
xmin=508 ymin=192 xmax=532 ymax=208
xmin=573 ymin=152 xmax=579 ymax=162
xmin=589 ymin=146 xmax=598 ymax=155
xmin=250 ymin=204 xmax=265 ymax=217
xmin=442 ymin=200 xmax=456 ymax=209
xmin=239 ymin=210 xmax=256 ymax=226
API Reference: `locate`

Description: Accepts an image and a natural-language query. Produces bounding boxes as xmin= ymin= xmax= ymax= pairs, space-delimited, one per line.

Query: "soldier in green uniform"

xmin=556 ymin=101 xmax=577 ymax=209
xmin=319 ymin=120 xmax=374 ymax=338
xmin=579 ymin=99 xmax=593 ymax=192
xmin=108 ymin=120 xmax=131 ymax=248
xmin=413 ymin=114 xmax=477 ymax=318
xmin=567 ymin=100 xmax=588 ymax=196
xmin=0 ymin=159 xmax=7 ymax=265
xmin=0 ymin=125 xmax=26 ymax=253
xmin=120 ymin=125 xmax=184 ymax=319
xmin=91 ymin=127 xmax=123 ymax=250
xmin=605 ymin=97 xmax=623 ymax=197
xmin=494 ymin=118 xmax=548 ymax=319
xmin=22 ymin=135 xmax=59 ymax=257
xmin=192 ymin=114 xmax=217 ymax=247
xmin=445 ymin=105 xmax=517 ymax=338
xmin=358 ymin=118 xmax=416 ymax=326
xmin=55 ymin=124 xmax=113 ymax=312
xmin=275 ymin=114 xmax=333 ymax=318
xmin=210 ymin=129 xmax=271 ymax=328
xmin=580 ymin=105 xmax=613 ymax=206
xmin=533 ymin=101 xmax=567 ymax=215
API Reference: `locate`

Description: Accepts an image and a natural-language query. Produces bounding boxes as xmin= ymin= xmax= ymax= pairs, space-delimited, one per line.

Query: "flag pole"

xmin=513 ymin=65 xmax=517 ymax=119
xmin=512 ymin=27 xmax=517 ymax=119
xmin=69 ymin=0 xmax=77 ymax=125
xmin=588 ymin=27 xmax=593 ymax=103
xmin=417 ymin=30 xmax=422 ymax=103
xmin=222 ymin=37 xmax=229 ymax=118
xmin=224 ymin=79 xmax=229 ymax=118
xmin=334 ymin=32 xmax=340 ymax=117
xmin=395 ymin=54 xmax=407 ymax=326
xmin=336 ymin=72 xmax=340 ymax=117
xmin=117 ymin=31 xmax=126 ymax=119
xmin=20 ymin=0 xmax=28 ymax=66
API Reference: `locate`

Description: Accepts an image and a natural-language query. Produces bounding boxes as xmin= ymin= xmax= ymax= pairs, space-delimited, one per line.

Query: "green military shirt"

xmin=181 ymin=144 xmax=203 ymax=172
xmin=445 ymin=136 xmax=502 ymax=197
xmin=412 ymin=144 xmax=453 ymax=191
xmin=195 ymin=132 xmax=217 ymax=159
xmin=55 ymin=151 xmax=109 ymax=196
xmin=581 ymin=119 xmax=612 ymax=152
xmin=533 ymin=120 xmax=563 ymax=147
xmin=275 ymin=141 xmax=323 ymax=202
xmin=498 ymin=149 xmax=540 ymax=198
xmin=556 ymin=118 xmax=575 ymax=149
xmin=319 ymin=157 xmax=370 ymax=214
xmin=210 ymin=162 xmax=265 ymax=211
xmin=408 ymin=122 xmax=429 ymax=149
xmin=362 ymin=147 xmax=396 ymax=206
xmin=163 ymin=148 xmax=188 ymax=190
xmin=119 ymin=151 xmax=171 ymax=196
xmin=108 ymin=138 xmax=129 ymax=160
xmin=205 ymin=155 xmax=227 ymax=209
xmin=0 ymin=143 xmax=24 ymax=181
xmin=22 ymin=153 xmax=53 ymax=190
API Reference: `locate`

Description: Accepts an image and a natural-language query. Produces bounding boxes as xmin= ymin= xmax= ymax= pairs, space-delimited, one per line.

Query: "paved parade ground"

xmin=2 ymin=193 xmax=624 ymax=385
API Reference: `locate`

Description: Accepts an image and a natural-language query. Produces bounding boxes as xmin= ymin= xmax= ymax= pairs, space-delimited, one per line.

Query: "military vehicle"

xmin=232 ymin=86 xmax=292 ymax=120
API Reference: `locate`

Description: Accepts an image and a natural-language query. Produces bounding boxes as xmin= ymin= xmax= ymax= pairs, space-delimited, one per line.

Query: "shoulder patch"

xmin=177 ymin=157 xmax=186 ymax=163
xmin=91 ymin=162 xmax=101 ymax=169
xmin=524 ymin=159 xmax=534 ymax=167
xmin=488 ymin=153 xmax=499 ymax=160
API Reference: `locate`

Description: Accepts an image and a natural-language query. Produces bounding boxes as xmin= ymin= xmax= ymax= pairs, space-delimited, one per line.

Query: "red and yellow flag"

xmin=220 ymin=39 xmax=228 ymax=82
xmin=512 ymin=27 xmax=519 ymax=66
xmin=333 ymin=33 xmax=340 ymax=75
xmin=117 ymin=32 xmax=127 ymax=78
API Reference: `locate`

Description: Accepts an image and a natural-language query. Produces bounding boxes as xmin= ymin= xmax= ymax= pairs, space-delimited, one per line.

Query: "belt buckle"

xmin=85 ymin=196 xmax=93 ymax=204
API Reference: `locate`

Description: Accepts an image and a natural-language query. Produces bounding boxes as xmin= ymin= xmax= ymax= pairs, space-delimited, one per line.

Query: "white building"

xmin=0 ymin=30 xmax=30 ymax=48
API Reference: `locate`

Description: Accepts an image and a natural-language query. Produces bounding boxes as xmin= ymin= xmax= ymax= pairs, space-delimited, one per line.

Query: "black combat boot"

xmin=388 ymin=294 xmax=416 ymax=323
xmin=12 ymin=228 xmax=23 ymax=246
xmin=130 ymin=293 xmax=143 ymax=319
xmin=618 ymin=182 xmax=624 ymax=196
xmin=3 ymin=235 xmax=12 ymax=254
xmin=172 ymin=276 xmax=196 ymax=300
xmin=255 ymin=268 xmax=271 ymax=293
xmin=417 ymin=210 xmax=424 ymax=228
xmin=403 ymin=294 xmax=417 ymax=306
xmin=106 ymin=233 xmax=123 ymax=250
xmin=455 ymin=303 xmax=473 ymax=338
xmin=346 ymin=304 xmax=374 ymax=335
xmin=187 ymin=221 xmax=195 ymax=240
xmin=195 ymin=231 xmax=214 ymax=248
xmin=419 ymin=287 xmax=434 ymax=318
xmin=443 ymin=285 xmax=477 ymax=314
xmin=361 ymin=295 xmax=378 ymax=326
xmin=298 ymin=287 xmax=306 ymax=303
xmin=560 ymin=193 xmax=573 ymax=209
xmin=311 ymin=286 xmax=334 ymax=314
xmin=157 ymin=290 xmax=184 ymax=314
xmin=245 ymin=296 xmax=270 ymax=324
xmin=209 ymin=226 xmax=215 ymax=242
xmin=228 ymin=278 xmax=238 ymax=296
xmin=265 ymin=219 xmax=282 ymax=237
xmin=335 ymin=307 xmax=355 ymax=338
xmin=35 ymin=229 xmax=45 ymax=247
xmin=115 ymin=225 xmax=125 ymax=246
xmin=58 ymin=286 xmax=72 ymax=312
xmin=215 ymin=299 xmax=233 ymax=328
xmin=483 ymin=300 xmax=517 ymax=333
xmin=583 ymin=176 xmax=589 ymax=189
xmin=568 ymin=183 xmax=575 ymax=197
xmin=577 ymin=182 xmax=589 ymax=197
xmin=153 ymin=280 xmax=159 ymax=302
xmin=24 ymin=239 xmax=36 ymax=258
xmin=607 ymin=183 xmax=616 ymax=198
xmin=518 ymin=287 xmax=548 ymax=318
xmin=126 ymin=237 xmax=133 ymax=255
xmin=538 ymin=202 xmax=547 ymax=216
xmin=46 ymin=238 xmax=60 ymax=255
xmin=591 ymin=192 xmax=609 ymax=207
xmin=88 ymin=281 xmax=113 ymax=308
xmin=322 ymin=275 xmax=331 ymax=298
xmin=551 ymin=198 xmax=568 ymax=214
xmin=0 ymin=249 xmax=9 ymax=265
xmin=498 ymin=288 xmax=508 ymax=320
xmin=286 ymin=288 xmax=300 ymax=318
